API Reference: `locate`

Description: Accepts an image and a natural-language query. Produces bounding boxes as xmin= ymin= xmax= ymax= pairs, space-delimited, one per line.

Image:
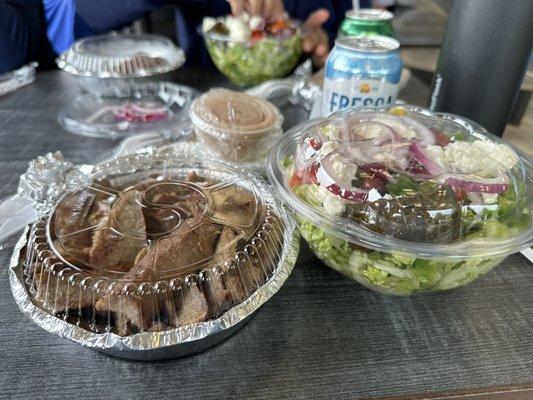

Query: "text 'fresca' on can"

xmin=321 ymin=35 xmax=402 ymax=117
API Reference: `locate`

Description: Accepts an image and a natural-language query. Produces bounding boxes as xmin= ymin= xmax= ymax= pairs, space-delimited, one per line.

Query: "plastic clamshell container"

xmin=203 ymin=19 xmax=302 ymax=86
xmin=11 ymin=149 xmax=298 ymax=359
xmin=268 ymin=105 xmax=532 ymax=296
xmin=58 ymin=82 xmax=197 ymax=139
xmin=190 ymin=89 xmax=283 ymax=169
xmin=56 ymin=33 xmax=185 ymax=95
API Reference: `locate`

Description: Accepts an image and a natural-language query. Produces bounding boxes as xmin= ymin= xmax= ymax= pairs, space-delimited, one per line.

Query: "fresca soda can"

xmin=338 ymin=9 xmax=395 ymax=38
xmin=321 ymin=36 xmax=402 ymax=116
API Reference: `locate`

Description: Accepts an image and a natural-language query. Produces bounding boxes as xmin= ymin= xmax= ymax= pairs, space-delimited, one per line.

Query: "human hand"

xmin=302 ymin=9 xmax=330 ymax=67
xmin=227 ymin=0 xmax=285 ymax=20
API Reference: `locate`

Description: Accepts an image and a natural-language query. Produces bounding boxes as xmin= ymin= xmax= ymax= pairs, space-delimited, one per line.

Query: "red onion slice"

xmin=86 ymin=105 xmax=124 ymax=123
xmin=359 ymin=163 xmax=391 ymax=183
xmin=127 ymin=102 xmax=169 ymax=114
xmin=113 ymin=103 xmax=168 ymax=123
xmin=409 ymin=142 xmax=443 ymax=175
xmin=344 ymin=140 xmax=410 ymax=172
xmin=445 ymin=176 xmax=508 ymax=194
xmin=315 ymin=152 xmax=368 ymax=202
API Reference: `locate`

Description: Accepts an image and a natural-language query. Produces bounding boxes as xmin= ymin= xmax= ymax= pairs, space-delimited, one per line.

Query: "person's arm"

xmin=0 ymin=0 xmax=43 ymax=73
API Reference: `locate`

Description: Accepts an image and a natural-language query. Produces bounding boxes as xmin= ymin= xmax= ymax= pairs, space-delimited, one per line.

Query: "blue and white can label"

xmin=321 ymin=35 xmax=402 ymax=116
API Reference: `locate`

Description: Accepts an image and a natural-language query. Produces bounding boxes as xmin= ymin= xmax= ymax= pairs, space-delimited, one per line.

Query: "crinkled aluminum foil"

xmin=10 ymin=223 xmax=299 ymax=360
xmin=9 ymin=146 xmax=300 ymax=361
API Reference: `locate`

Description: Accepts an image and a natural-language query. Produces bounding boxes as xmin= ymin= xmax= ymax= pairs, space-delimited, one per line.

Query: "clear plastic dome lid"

xmin=56 ymin=33 xmax=185 ymax=78
xmin=58 ymin=82 xmax=197 ymax=139
xmin=190 ymin=89 xmax=283 ymax=139
xmin=189 ymin=89 xmax=284 ymax=166
xmin=25 ymin=151 xmax=295 ymax=335
xmin=268 ymin=105 xmax=532 ymax=259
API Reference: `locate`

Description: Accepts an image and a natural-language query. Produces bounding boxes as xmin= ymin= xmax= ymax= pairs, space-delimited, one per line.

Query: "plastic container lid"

xmin=0 ymin=62 xmax=37 ymax=96
xmin=58 ymin=82 xmax=197 ymax=139
xmin=190 ymin=89 xmax=283 ymax=164
xmin=23 ymin=151 xmax=296 ymax=336
xmin=268 ymin=105 xmax=532 ymax=260
xmin=56 ymin=33 xmax=185 ymax=78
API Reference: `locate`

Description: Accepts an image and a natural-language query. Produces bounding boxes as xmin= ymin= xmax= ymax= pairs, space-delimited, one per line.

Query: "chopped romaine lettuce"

xmin=297 ymin=212 xmax=506 ymax=296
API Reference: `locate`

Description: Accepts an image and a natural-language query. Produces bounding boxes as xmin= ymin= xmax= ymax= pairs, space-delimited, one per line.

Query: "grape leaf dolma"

xmin=346 ymin=181 xmax=462 ymax=243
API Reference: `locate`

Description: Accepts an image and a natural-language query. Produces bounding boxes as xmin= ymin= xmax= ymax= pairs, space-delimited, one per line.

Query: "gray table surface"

xmin=0 ymin=70 xmax=532 ymax=400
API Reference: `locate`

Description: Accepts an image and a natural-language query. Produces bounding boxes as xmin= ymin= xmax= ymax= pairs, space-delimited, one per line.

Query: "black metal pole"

xmin=428 ymin=0 xmax=533 ymax=137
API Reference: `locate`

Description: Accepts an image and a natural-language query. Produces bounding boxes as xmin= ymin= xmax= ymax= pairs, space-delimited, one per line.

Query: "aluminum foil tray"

xmin=8 ymin=147 xmax=299 ymax=360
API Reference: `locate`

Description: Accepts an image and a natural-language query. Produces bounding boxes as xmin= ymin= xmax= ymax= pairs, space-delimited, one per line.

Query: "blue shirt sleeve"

xmin=42 ymin=0 xmax=76 ymax=54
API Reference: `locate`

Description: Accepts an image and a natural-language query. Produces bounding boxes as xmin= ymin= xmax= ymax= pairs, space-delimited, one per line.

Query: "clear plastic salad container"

xmin=190 ymin=88 xmax=283 ymax=169
xmin=56 ymin=33 xmax=185 ymax=95
xmin=202 ymin=14 xmax=302 ymax=86
xmin=14 ymin=149 xmax=298 ymax=347
xmin=268 ymin=105 xmax=532 ymax=296
xmin=58 ymin=82 xmax=197 ymax=139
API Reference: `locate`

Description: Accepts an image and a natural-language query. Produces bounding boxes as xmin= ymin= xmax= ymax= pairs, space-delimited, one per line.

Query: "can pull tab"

xmin=0 ymin=152 xmax=91 ymax=248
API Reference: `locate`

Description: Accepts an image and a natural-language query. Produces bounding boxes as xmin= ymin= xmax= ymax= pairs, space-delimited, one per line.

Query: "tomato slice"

xmin=309 ymin=138 xmax=322 ymax=151
xmin=289 ymin=173 xmax=302 ymax=188
xmin=432 ymin=129 xmax=450 ymax=147
xmin=268 ymin=20 xmax=289 ymax=34
xmin=251 ymin=30 xmax=265 ymax=41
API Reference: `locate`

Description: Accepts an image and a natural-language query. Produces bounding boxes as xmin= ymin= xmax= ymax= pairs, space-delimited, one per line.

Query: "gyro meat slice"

xmin=53 ymin=189 xmax=110 ymax=264
xmin=95 ymin=218 xmax=220 ymax=332
xmin=210 ymin=185 xmax=257 ymax=228
xmin=89 ymin=190 xmax=148 ymax=273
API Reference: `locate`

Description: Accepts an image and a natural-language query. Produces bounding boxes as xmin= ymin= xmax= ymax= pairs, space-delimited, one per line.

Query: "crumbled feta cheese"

xmin=374 ymin=115 xmax=417 ymax=139
xmin=202 ymin=17 xmax=217 ymax=33
xmin=330 ymin=153 xmax=357 ymax=184
xmin=225 ymin=16 xmax=250 ymax=41
xmin=249 ymin=15 xmax=264 ymax=30
xmin=317 ymin=185 xmax=346 ymax=216
xmin=356 ymin=122 xmax=387 ymax=139
xmin=423 ymin=145 xmax=446 ymax=169
xmin=444 ymin=140 xmax=518 ymax=178
xmin=444 ymin=140 xmax=490 ymax=175
xmin=367 ymin=188 xmax=382 ymax=202
xmin=479 ymin=143 xmax=519 ymax=178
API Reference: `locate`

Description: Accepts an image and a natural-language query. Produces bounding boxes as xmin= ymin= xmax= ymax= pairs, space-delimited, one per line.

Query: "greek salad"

xmin=282 ymin=108 xmax=530 ymax=295
xmin=202 ymin=13 xmax=302 ymax=86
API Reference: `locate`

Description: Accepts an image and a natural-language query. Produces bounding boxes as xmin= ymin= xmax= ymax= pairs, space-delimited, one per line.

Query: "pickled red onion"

xmin=445 ymin=176 xmax=508 ymax=194
xmin=409 ymin=142 xmax=443 ymax=175
xmin=316 ymin=152 xmax=368 ymax=202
